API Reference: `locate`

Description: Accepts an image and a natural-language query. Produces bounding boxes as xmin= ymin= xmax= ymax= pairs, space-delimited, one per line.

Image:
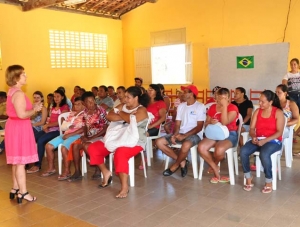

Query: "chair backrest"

xmin=205 ymin=102 xmax=215 ymax=112
xmin=197 ymin=89 xmax=205 ymax=103
xmin=58 ymin=112 xmax=71 ymax=135
xmin=164 ymin=88 xmax=172 ymax=96
xmin=206 ymin=89 xmax=213 ymax=102
xmin=250 ymin=89 xmax=263 ymax=104
xmin=235 ymin=113 xmax=244 ymax=148
xmin=231 ymin=89 xmax=235 ymax=102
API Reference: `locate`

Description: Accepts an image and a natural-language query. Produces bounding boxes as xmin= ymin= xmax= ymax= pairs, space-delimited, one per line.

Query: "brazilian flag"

xmin=237 ymin=56 xmax=254 ymax=69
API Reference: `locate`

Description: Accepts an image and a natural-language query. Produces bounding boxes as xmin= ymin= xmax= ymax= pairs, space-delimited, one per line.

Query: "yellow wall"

xmin=0 ymin=4 xmax=123 ymax=98
xmin=122 ymin=0 xmax=300 ymax=91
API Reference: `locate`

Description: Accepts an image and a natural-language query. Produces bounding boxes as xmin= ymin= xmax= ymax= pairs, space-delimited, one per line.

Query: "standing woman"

xmin=5 ymin=65 xmax=42 ymax=203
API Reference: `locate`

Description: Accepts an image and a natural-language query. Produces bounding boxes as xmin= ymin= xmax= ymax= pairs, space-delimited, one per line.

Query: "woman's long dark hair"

xmin=235 ymin=87 xmax=249 ymax=100
xmin=149 ymin=84 xmax=164 ymax=101
xmin=53 ymin=89 xmax=67 ymax=107
xmin=261 ymin=90 xmax=282 ymax=110
xmin=276 ymin=84 xmax=290 ymax=100
xmin=126 ymin=86 xmax=149 ymax=107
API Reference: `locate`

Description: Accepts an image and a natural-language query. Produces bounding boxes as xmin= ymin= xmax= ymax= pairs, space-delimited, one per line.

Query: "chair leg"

xmin=82 ymin=152 xmax=87 ymax=176
xmin=284 ymin=138 xmax=292 ymax=168
xmin=58 ymin=144 xmax=62 ymax=175
xmin=198 ymin=157 xmax=204 ymax=180
xmin=233 ymin=150 xmax=239 ymax=175
xmin=226 ymin=149 xmax=235 ymax=185
xmin=146 ymin=138 xmax=151 ymax=167
xmin=141 ymin=152 xmax=147 ymax=178
xmin=277 ymin=154 xmax=281 ymax=181
xmin=109 ymin=153 xmax=113 ymax=173
xmin=256 ymin=155 xmax=261 ymax=178
xmin=271 ymin=153 xmax=277 ymax=190
xmin=129 ymin=157 xmax=135 ymax=187
xmin=165 ymin=156 xmax=170 ymax=170
xmin=191 ymin=146 xmax=198 ymax=179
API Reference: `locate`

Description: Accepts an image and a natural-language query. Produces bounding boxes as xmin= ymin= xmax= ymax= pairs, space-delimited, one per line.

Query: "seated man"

xmin=0 ymin=91 xmax=8 ymax=154
xmin=96 ymin=85 xmax=114 ymax=111
xmin=113 ymin=86 xmax=126 ymax=107
xmin=156 ymin=85 xmax=206 ymax=177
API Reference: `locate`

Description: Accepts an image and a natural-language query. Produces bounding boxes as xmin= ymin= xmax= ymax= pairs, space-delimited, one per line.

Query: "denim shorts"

xmin=164 ymin=134 xmax=201 ymax=147
xmin=226 ymin=131 xmax=238 ymax=147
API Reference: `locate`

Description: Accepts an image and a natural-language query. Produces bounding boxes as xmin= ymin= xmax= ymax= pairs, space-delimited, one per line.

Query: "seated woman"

xmin=240 ymin=90 xmax=284 ymax=193
xmin=146 ymin=84 xmax=167 ymax=136
xmin=46 ymin=93 xmax=54 ymax=116
xmin=157 ymin=83 xmax=171 ymax=113
xmin=164 ymin=91 xmax=185 ymax=134
xmin=31 ymin=91 xmax=48 ymax=139
xmin=275 ymin=84 xmax=299 ymax=140
xmin=68 ymin=91 xmax=109 ymax=181
xmin=232 ymin=87 xmax=253 ymax=146
xmin=26 ymin=89 xmax=69 ymax=174
xmin=42 ymin=97 xmax=85 ymax=179
xmin=205 ymin=86 xmax=221 ymax=105
xmin=198 ymin=88 xmax=239 ymax=183
xmin=88 ymin=86 xmax=149 ymax=198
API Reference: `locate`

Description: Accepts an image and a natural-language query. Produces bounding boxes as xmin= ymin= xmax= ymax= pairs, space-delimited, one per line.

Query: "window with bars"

xmin=49 ymin=30 xmax=108 ymax=68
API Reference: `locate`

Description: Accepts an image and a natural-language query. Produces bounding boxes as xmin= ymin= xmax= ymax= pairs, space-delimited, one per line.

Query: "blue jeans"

xmin=288 ymin=93 xmax=300 ymax=113
xmin=240 ymin=140 xmax=282 ymax=183
xmin=34 ymin=131 xmax=60 ymax=168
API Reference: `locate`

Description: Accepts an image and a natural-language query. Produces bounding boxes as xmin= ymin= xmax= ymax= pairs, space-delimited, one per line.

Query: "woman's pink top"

xmin=256 ymin=106 xmax=282 ymax=141
xmin=49 ymin=104 xmax=70 ymax=131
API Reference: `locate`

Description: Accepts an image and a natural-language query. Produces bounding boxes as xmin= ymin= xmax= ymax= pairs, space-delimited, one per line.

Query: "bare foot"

xmin=116 ymin=189 xmax=129 ymax=199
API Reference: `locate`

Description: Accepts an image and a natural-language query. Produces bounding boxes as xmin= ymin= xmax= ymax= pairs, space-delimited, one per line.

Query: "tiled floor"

xmin=1 ymin=141 xmax=300 ymax=227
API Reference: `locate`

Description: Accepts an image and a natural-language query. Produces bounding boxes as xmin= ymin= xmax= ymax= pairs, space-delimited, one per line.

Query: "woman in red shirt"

xmin=198 ymin=88 xmax=239 ymax=183
xmin=146 ymin=84 xmax=167 ymax=136
xmin=241 ymin=90 xmax=284 ymax=193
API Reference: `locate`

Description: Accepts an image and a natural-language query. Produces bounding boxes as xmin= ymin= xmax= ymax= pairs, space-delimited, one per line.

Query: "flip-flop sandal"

xmin=58 ymin=174 xmax=71 ymax=181
xmin=262 ymin=186 xmax=272 ymax=194
xmin=219 ymin=176 xmax=230 ymax=183
xmin=68 ymin=175 xmax=83 ymax=182
xmin=243 ymin=184 xmax=254 ymax=191
xmin=293 ymin=153 xmax=300 ymax=157
xmin=210 ymin=177 xmax=220 ymax=184
xmin=91 ymin=174 xmax=102 ymax=180
xmin=26 ymin=167 xmax=40 ymax=174
xmin=41 ymin=170 xmax=56 ymax=177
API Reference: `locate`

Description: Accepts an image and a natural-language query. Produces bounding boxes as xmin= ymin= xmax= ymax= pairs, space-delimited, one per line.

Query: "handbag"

xmin=61 ymin=111 xmax=84 ymax=131
xmin=204 ymin=122 xmax=229 ymax=140
xmin=103 ymin=114 xmax=139 ymax=152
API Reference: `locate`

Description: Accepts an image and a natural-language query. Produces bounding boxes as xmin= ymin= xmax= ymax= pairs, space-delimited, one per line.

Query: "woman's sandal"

xmin=210 ymin=177 xmax=220 ymax=184
xmin=243 ymin=184 xmax=254 ymax=192
xmin=17 ymin=192 xmax=37 ymax=204
xmin=99 ymin=175 xmax=112 ymax=188
xmin=262 ymin=186 xmax=272 ymax=194
xmin=58 ymin=174 xmax=71 ymax=181
xmin=219 ymin=176 xmax=230 ymax=183
xmin=9 ymin=188 xmax=19 ymax=200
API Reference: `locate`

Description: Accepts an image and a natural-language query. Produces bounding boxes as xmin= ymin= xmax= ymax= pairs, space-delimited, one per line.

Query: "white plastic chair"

xmin=145 ymin=124 xmax=162 ymax=166
xmin=198 ymin=114 xmax=244 ymax=185
xmin=57 ymin=112 xmax=87 ymax=176
xmin=164 ymin=144 xmax=198 ymax=178
xmin=108 ymin=113 xmax=152 ymax=187
xmin=283 ymin=124 xmax=296 ymax=168
xmin=247 ymin=117 xmax=287 ymax=191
